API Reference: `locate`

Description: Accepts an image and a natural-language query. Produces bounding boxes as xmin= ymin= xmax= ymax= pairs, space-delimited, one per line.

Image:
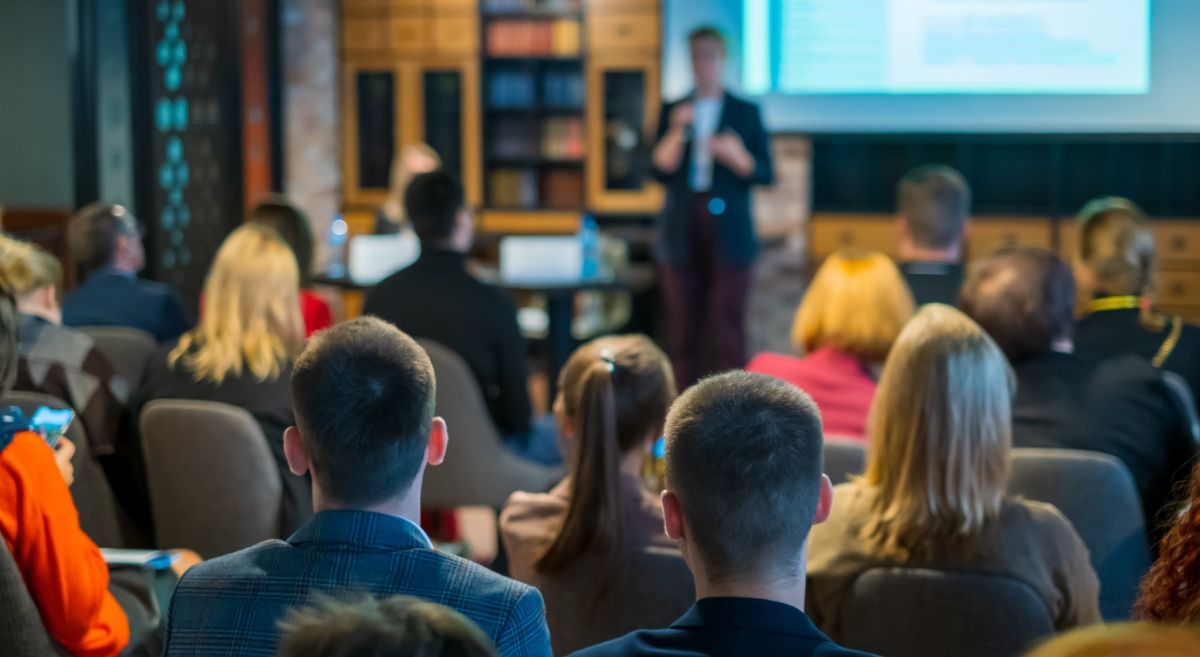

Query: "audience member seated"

xmin=807 ymin=304 xmax=1101 ymax=638
xmin=501 ymin=335 xmax=687 ymax=654
xmin=277 ymin=595 xmax=498 ymax=657
xmin=570 ymin=371 xmax=874 ymax=657
xmin=747 ymin=250 xmax=913 ymax=438
xmin=1024 ymin=623 xmax=1200 ymax=657
xmin=162 ymin=317 xmax=551 ymax=657
xmin=136 ymin=224 xmax=313 ymax=534
xmin=1072 ymin=196 xmax=1200 ymax=404
xmin=0 ymin=235 xmax=131 ymax=474
xmin=364 ymin=171 xmax=558 ymax=465
xmin=1 ymin=285 xmax=145 ymax=657
xmin=1135 ymin=459 xmax=1200 ymax=622
xmin=959 ymin=247 xmax=1194 ymax=536
xmin=376 ymin=142 xmax=442 ymax=235
xmin=894 ymin=165 xmax=971 ymax=306
xmin=62 ymin=202 xmax=192 ymax=342
xmin=247 ymin=196 xmax=334 ymax=337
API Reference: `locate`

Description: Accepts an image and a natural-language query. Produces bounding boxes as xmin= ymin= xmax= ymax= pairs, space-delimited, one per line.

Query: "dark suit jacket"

xmin=62 ymin=271 xmax=192 ymax=342
xmin=363 ymin=250 xmax=533 ymax=436
xmin=163 ymin=510 xmax=552 ymax=657
xmin=1075 ymin=307 xmax=1200 ymax=406
xmin=1011 ymin=351 xmax=1196 ymax=535
xmin=653 ymin=93 xmax=774 ymax=267
xmin=899 ymin=261 xmax=964 ymax=307
xmin=568 ymin=597 xmax=877 ymax=657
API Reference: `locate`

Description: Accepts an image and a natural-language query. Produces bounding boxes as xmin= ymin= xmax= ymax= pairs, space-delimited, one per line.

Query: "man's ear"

xmin=283 ymin=426 xmax=310 ymax=477
xmin=662 ymin=490 xmax=685 ymax=540
xmin=426 ymin=417 xmax=448 ymax=467
xmin=813 ymin=474 xmax=835 ymax=526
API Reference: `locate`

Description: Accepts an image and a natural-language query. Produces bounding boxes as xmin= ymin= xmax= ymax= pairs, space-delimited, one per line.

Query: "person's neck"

xmin=312 ymin=486 xmax=422 ymax=526
xmin=693 ymin=572 xmax=808 ymax=612
xmin=695 ymin=82 xmax=723 ymax=99
xmin=104 ymin=260 xmax=139 ymax=276
xmin=1050 ymin=337 xmax=1074 ymax=355
xmin=422 ymin=241 xmax=467 ymax=257
xmin=899 ymin=243 xmax=961 ymax=264
xmin=18 ymin=305 xmax=60 ymax=326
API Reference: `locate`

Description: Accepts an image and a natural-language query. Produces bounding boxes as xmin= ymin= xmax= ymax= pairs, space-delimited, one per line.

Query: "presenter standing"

xmin=652 ymin=26 xmax=773 ymax=387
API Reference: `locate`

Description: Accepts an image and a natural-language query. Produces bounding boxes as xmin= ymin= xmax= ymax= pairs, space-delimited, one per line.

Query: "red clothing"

xmin=746 ymin=346 xmax=877 ymax=439
xmin=0 ymin=431 xmax=129 ymax=657
xmin=300 ymin=289 xmax=333 ymax=337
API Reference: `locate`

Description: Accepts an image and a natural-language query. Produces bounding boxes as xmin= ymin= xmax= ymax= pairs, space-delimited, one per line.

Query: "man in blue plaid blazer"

xmin=162 ymin=318 xmax=552 ymax=657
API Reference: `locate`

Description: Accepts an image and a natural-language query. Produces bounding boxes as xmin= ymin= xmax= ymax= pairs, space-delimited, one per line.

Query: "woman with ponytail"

xmin=500 ymin=334 xmax=691 ymax=655
xmin=1072 ymin=196 xmax=1200 ymax=403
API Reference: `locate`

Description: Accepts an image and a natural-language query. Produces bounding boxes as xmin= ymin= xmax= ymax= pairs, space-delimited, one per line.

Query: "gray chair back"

xmin=139 ymin=399 xmax=282 ymax=558
xmin=823 ymin=438 xmax=866 ymax=486
xmin=1009 ymin=448 xmax=1151 ymax=621
xmin=839 ymin=567 xmax=1054 ymax=657
xmin=2 ymin=391 xmax=125 ymax=547
xmin=0 ymin=539 xmax=59 ymax=655
xmin=417 ymin=339 xmax=562 ymax=509
xmin=537 ymin=545 xmax=694 ymax=656
xmin=1162 ymin=371 xmax=1200 ymax=446
xmin=79 ymin=326 xmax=157 ymax=391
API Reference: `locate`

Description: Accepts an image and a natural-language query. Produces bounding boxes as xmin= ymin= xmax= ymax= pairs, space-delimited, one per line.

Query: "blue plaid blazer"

xmin=162 ymin=510 xmax=551 ymax=657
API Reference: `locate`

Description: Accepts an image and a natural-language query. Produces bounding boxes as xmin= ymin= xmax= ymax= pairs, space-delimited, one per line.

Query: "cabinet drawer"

xmin=587 ymin=12 xmax=659 ymax=52
xmin=433 ymin=14 xmax=478 ymax=54
xmin=1158 ymin=270 xmax=1200 ymax=306
xmin=967 ymin=218 xmax=1053 ymax=258
xmin=586 ymin=0 xmax=659 ymax=15
xmin=810 ymin=215 xmax=896 ymax=260
xmin=342 ymin=17 xmax=390 ymax=52
xmin=1153 ymin=221 xmax=1200 ymax=265
xmin=390 ymin=17 xmax=430 ymax=53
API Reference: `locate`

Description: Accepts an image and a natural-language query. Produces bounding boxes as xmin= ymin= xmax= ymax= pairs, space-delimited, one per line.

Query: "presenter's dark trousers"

xmin=661 ymin=193 xmax=752 ymax=388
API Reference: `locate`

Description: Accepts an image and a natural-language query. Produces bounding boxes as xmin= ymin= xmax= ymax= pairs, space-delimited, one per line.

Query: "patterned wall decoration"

xmin=145 ymin=0 xmax=242 ymax=304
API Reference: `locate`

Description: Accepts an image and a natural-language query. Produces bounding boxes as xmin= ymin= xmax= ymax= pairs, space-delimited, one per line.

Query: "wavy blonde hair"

xmin=170 ymin=224 xmax=304 ymax=383
xmin=792 ymin=250 xmax=914 ymax=363
xmin=1074 ymin=196 xmax=1156 ymax=298
xmin=862 ymin=304 xmax=1014 ymax=559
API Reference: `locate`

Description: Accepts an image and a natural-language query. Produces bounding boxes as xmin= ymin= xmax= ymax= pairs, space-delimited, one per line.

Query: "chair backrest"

xmin=1 ymin=391 xmax=125 ymax=547
xmin=1161 ymin=370 xmax=1200 ymax=446
xmin=1009 ymin=448 xmax=1151 ymax=621
xmin=839 ymin=567 xmax=1054 ymax=657
xmin=139 ymin=399 xmax=282 ymax=558
xmin=79 ymin=326 xmax=158 ymax=392
xmin=823 ymin=437 xmax=866 ymax=486
xmin=417 ymin=339 xmax=562 ymax=509
xmin=537 ymin=545 xmax=695 ymax=656
xmin=0 ymin=538 xmax=60 ymax=654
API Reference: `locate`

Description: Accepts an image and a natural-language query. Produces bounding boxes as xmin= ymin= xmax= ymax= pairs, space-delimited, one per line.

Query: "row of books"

xmin=482 ymin=0 xmax=581 ymax=14
xmin=489 ymin=117 xmax=585 ymax=161
xmin=486 ymin=19 xmax=580 ymax=57
xmin=488 ymin=70 xmax=584 ymax=109
xmin=488 ymin=168 xmax=584 ymax=209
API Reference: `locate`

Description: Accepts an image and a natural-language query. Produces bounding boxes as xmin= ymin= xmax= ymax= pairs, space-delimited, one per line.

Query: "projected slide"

xmin=743 ymin=0 xmax=1150 ymax=95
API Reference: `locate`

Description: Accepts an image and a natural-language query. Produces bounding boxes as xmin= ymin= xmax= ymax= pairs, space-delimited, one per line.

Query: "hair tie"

xmin=599 ymin=351 xmax=617 ymax=374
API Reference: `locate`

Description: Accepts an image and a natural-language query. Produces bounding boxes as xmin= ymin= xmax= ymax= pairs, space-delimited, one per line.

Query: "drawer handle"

xmin=838 ymin=230 xmax=854 ymax=245
xmin=617 ymin=24 xmax=633 ymax=38
xmin=1171 ymin=235 xmax=1188 ymax=251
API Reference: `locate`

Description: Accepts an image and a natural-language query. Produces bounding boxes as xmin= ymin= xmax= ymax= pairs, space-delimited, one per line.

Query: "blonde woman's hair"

xmin=1024 ymin=623 xmax=1200 ymax=657
xmin=862 ymin=304 xmax=1014 ymax=560
xmin=382 ymin=143 xmax=442 ymax=225
xmin=170 ymin=224 xmax=304 ymax=384
xmin=0 ymin=234 xmax=62 ymax=298
xmin=1075 ymin=196 xmax=1156 ymax=298
xmin=792 ymin=250 xmax=914 ymax=363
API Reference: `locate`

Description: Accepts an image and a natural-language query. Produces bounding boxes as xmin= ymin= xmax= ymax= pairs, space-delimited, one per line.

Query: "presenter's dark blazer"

xmin=653 ymin=92 xmax=774 ymax=267
xmin=567 ymin=597 xmax=878 ymax=657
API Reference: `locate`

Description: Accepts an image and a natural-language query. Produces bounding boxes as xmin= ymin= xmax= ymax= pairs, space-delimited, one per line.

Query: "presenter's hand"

xmin=711 ymin=130 xmax=755 ymax=177
xmin=669 ymin=103 xmax=694 ymax=132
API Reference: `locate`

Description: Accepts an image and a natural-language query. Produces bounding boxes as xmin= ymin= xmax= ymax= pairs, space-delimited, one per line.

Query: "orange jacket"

xmin=0 ymin=430 xmax=129 ymax=657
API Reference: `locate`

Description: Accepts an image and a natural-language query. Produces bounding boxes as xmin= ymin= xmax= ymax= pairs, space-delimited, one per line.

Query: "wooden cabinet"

xmin=340 ymin=59 xmax=401 ymax=207
xmin=586 ymin=55 xmax=663 ymax=213
xmin=808 ymin=213 xmax=896 ymax=261
xmin=965 ymin=217 xmax=1054 ymax=258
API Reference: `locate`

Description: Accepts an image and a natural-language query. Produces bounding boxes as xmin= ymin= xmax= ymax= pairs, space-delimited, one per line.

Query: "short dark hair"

xmin=405 ymin=170 xmax=464 ymax=245
xmin=291 ymin=317 xmax=436 ymax=507
xmin=958 ymin=247 xmax=1076 ymax=363
xmin=69 ymin=203 xmax=140 ymax=271
xmin=664 ymin=371 xmax=824 ymax=583
xmin=687 ymin=25 xmax=727 ymax=52
xmin=897 ymin=165 xmax=971 ymax=250
xmin=277 ymin=595 xmax=497 ymax=657
xmin=249 ymin=196 xmax=316 ymax=286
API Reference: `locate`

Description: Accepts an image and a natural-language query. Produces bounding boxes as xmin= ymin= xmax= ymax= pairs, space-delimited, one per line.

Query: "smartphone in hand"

xmin=31 ymin=406 xmax=75 ymax=449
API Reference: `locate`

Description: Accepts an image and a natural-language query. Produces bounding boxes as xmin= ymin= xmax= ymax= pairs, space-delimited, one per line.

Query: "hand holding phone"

xmin=53 ymin=438 xmax=75 ymax=486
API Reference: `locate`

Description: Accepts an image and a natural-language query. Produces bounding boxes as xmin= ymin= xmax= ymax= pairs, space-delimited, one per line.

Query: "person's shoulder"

xmin=816 ymin=643 xmax=880 ymax=657
xmin=1001 ymin=497 xmax=1079 ymax=542
xmin=724 ymin=92 xmax=763 ymax=114
xmin=565 ymin=629 xmax=663 ymax=657
xmin=175 ymin=539 xmax=292 ymax=586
